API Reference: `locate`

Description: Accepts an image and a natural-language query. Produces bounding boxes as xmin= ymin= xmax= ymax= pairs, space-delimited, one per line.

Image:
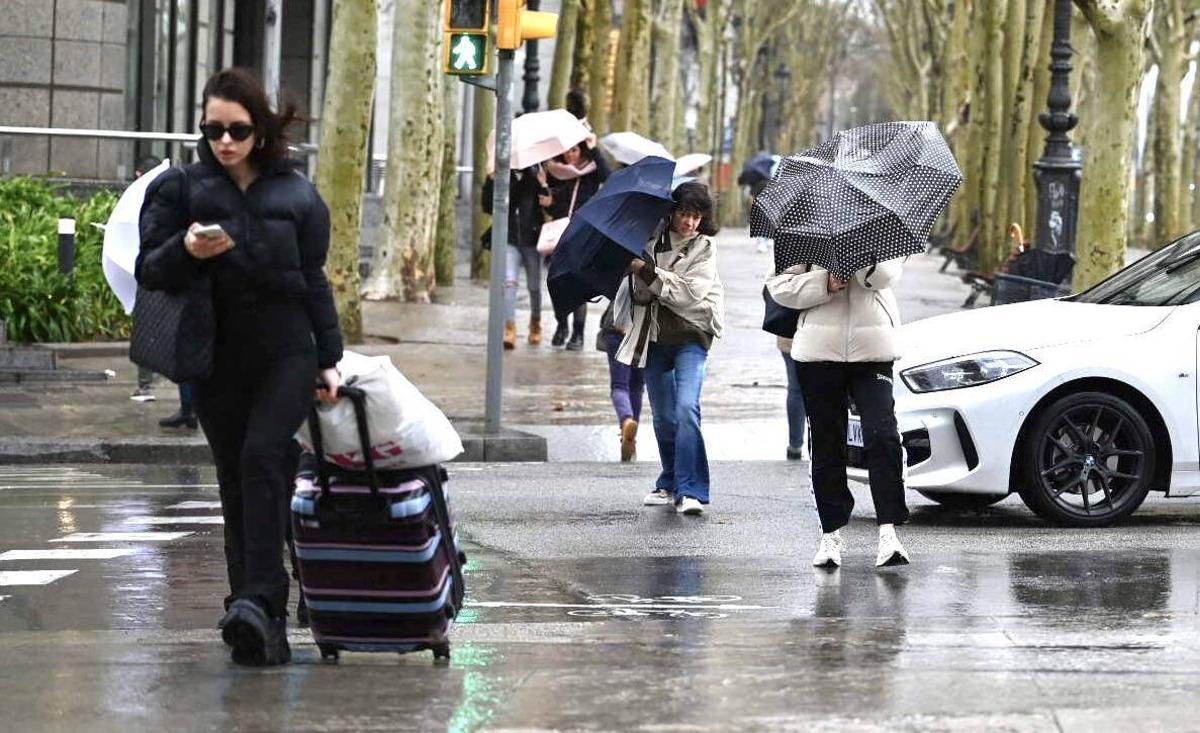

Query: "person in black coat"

xmin=481 ymin=165 xmax=548 ymax=348
xmin=539 ymin=142 xmax=609 ymax=350
xmin=136 ymin=67 xmax=343 ymax=666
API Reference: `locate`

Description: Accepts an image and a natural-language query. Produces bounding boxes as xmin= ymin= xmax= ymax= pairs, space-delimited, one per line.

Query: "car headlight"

xmin=901 ymin=351 xmax=1038 ymax=393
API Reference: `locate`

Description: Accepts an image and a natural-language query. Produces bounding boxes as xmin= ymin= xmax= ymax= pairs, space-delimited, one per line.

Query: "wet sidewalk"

xmin=0 ymin=229 xmax=974 ymax=463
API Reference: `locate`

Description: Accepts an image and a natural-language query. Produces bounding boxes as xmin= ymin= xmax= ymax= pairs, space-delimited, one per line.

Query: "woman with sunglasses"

xmin=136 ymin=67 xmax=342 ymax=666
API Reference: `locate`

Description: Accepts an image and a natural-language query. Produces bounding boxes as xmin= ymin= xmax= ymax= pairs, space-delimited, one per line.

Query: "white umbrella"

xmin=598 ymin=132 xmax=674 ymax=166
xmin=487 ymin=109 xmax=592 ymax=174
xmin=674 ymin=153 xmax=712 ymax=177
xmin=102 ymin=159 xmax=170 ymax=315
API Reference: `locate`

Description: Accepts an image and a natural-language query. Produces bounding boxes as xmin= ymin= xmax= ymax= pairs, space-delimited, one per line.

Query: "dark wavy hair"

xmin=553 ymin=142 xmax=596 ymax=164
xmin=200 ymin=67 xmax=298 ymax=168
xmin=671 ymin=181 xmax=719 ymax=236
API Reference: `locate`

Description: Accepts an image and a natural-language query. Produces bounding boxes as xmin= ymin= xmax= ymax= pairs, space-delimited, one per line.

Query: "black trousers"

xmin=796 ymin=361 xmax=908 ymax=532
xmin=195 ymin=347 xmax=316 ymax=618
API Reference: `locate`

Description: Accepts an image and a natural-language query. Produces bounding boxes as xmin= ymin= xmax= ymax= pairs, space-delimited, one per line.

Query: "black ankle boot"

xmin=551 ymin=321 xmax=568 ymax=347
xmin=218 ymin=598 xmax=291 ymax=666
xmin=565 ymin=329 xmax=584 ymax=351
xmin=159 ymin=410 xmax=197 ymax=429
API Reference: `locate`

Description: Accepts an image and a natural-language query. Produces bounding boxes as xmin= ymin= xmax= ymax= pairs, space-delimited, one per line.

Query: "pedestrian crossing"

xmin=0 ymin=570 xmax=78 ymax=586
xmin=0 ymin=466 xmax=222 ymax=595
xmin=0 ymin=549 xmax=136 ymax=561
xmin=50 ymin=532 xmax=193 ymax=543
xmin=125 ymin=516 xmax=224 ymax=525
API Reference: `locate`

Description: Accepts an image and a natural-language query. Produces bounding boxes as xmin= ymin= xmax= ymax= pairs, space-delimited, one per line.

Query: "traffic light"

xmin=496 ymin=0 xmax=558 ymax=51
xmin=443 ymin=0 xmax=491 ymax=76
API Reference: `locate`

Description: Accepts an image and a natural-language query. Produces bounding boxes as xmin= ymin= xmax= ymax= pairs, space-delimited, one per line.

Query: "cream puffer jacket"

xmin=764 ymin=258 xmax=903 ymax=363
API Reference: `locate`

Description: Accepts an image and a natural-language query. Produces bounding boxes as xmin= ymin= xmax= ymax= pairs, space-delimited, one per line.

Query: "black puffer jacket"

xmin=481 ymin=166 xmax=547 ymax=248
xmin=136 ymin=143 xmax=343 ymax=369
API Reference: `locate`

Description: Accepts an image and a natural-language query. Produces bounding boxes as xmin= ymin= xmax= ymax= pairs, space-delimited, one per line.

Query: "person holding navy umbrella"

xmin=613 ymin=182 xmax=725 ymax=516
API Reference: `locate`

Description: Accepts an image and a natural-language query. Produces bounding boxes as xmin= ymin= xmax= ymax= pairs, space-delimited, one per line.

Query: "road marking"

xmin=465 ymin=601 xmax=773 ymax=610
xmin=0 ymin=549 xmax=137 ymax=561
xmin=0 ymin=595 xmax=9 ymax=603
xmin=167 ymin=501 xmax=222 ymax=510
xmin=50 ymin=532 xmax=192 ymax=543
xmin=125 ymin=516 xmax=223 ymax=525
xmin=0 ymin=570 xmax=78 ymax=586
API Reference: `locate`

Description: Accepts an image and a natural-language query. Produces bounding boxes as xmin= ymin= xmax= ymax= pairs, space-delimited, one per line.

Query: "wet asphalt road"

xmin=4 ymin=463 xmax=1200 ymax=731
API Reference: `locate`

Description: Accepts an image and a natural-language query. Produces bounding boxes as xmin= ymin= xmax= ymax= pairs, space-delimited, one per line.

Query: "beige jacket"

xmin=615 ymin=231 xmax=725 ymax=367
xmin=765 ymin=259 xmax=903 ymax=363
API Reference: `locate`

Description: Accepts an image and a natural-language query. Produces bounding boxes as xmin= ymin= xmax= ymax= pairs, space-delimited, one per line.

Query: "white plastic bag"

xmin=296 ymin=351 xmax=463 ymax=470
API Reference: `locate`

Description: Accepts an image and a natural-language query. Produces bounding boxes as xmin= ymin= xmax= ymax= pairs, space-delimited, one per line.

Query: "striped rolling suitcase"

xmin=291 ymin=385 xmax=465 ymax=661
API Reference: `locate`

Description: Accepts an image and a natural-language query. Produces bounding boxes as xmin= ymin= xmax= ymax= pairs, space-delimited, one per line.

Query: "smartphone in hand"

xmin=192 ymin=223 xmax=227 ymax=239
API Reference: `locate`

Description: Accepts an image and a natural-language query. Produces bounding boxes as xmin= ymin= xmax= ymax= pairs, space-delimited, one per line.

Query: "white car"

xmin=848 ymin=233 xmax=1200 ymax=527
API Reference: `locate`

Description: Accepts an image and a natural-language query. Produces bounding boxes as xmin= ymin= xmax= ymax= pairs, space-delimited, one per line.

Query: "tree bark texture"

xmin=313 ymin=0 xmax=377 ymax=342
xmin=548 ymin=0 xmax=581 ymax=110
xmin=650 ymin=0 xmax=685 ymax=153
xmin=1150 ymin=0 xmax=1194 ymax=248
xmin=1073 ymin=0 xmax=1152 ymax=291
xmin=434 ymin=81 xmax=458 ymax=287
xmin=1002 ymin=0 xmax=1047 ymax=236
xmin=471 ymin=85 xmax=494 ymax=281
xmin=612 ymin=0 xmax=653 ymax=132
xmin=1024 ymin=6 xmax=1054 ymax=229
xmin=571 ymin=0 xmax=593 ymax=92
xmin=588 ymin=0 xmax=614 ymax=133
xmin=365 ymin=0 xmax=444 ymax=301
xmin=977 ymin=0 xmax=1006 ymax=273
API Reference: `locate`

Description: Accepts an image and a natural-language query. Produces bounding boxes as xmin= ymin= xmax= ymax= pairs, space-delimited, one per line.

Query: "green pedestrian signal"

xmin=444 ymin=32 xmax=489 ymax=76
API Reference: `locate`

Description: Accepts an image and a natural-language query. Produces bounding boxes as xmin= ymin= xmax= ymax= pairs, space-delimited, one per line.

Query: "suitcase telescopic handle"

xmin=309 ymin=384 xmax=380 ymax=498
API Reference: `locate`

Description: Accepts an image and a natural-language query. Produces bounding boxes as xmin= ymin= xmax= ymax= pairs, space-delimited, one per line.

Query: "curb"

xmin=0 ymin=425 xmax=547 ymax=465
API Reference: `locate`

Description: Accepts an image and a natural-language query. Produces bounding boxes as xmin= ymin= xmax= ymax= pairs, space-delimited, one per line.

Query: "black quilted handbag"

xmin=130 ymin=279 xmax=214 ymax=383
xmin=130 ymin=168 xmax=214 ymax=383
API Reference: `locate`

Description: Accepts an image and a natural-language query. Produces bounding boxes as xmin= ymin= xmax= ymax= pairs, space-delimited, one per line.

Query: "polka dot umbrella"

xmin=749 ymin=121 xmax=963 ymax=281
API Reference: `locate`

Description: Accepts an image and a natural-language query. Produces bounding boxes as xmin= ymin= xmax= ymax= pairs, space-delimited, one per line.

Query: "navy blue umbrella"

xmin=548 ymin=156 xmax=675 ymax=313
xmin=738 ymin=151 xmax=779 ymax=186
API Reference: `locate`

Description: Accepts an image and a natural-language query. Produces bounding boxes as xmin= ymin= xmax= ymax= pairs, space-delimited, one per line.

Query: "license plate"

xmin=847 ymin=418 xmax=864 ymax=448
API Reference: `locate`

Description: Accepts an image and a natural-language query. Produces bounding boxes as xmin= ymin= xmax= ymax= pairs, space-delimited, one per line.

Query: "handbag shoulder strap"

xmin=566 ymin=179 xmax=581 ymax=216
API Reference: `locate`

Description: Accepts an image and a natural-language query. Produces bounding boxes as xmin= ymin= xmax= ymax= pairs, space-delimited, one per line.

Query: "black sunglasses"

xmin=199 ymin=122 xmax=255 ymax=142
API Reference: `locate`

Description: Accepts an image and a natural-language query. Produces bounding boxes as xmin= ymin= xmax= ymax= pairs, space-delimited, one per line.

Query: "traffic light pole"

xmin=484 ymin=49 xmax=516 ymax=433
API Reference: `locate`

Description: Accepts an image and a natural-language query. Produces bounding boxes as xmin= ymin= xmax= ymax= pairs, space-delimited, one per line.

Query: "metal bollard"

xmin=58 ymin=218 xmax=75 ymax=276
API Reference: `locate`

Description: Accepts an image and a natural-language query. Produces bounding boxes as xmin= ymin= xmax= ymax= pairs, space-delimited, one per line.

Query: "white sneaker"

xmin=876 ymin=525 xmax=910 ymax=567
xmin=676 ymin=497 xmax=704 ymax=516
xmin=643 ymin=489 xmax=672 ymax=506
xmin=812 ymin=530 xmax=843 ymax=568
xmin=130 ymin=387 xmax=156 ymax=402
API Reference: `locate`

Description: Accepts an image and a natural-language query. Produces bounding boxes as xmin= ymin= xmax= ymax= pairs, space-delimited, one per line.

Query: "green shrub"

xmin=0 ymin=177 xmax=128 ymax=343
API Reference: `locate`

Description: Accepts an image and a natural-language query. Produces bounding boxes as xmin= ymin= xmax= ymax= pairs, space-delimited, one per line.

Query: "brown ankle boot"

xmin=503 ymin=320 xmax=517 ymax=350
xmin=528 ymin=317 xmax=542 ymax=346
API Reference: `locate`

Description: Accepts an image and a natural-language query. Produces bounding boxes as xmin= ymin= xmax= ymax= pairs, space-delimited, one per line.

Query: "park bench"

xmin=937 ymin=220 xmax=980 ymax=273
xmin=958 ymin=223 xmax=1074 ymax=307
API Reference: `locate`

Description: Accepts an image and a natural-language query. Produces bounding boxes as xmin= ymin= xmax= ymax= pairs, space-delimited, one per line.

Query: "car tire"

xmin=917 ymin=491 xmax=1008 ymax=509
xmin=1017 ymin=391 xmax=1156 ymax=528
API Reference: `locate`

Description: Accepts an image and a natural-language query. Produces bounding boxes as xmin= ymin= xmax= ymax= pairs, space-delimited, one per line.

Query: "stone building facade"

xmin=0 ymin=0 xmax=330 ymax=181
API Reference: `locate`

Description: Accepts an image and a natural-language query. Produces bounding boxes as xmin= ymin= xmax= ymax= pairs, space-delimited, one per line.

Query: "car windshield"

xmin=1071 ymin=231 xmax=1200 ymax=306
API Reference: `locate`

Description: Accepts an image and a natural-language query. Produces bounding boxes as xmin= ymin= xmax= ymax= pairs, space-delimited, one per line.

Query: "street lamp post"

xmin=1032 ymin=0 xmax=1083 ymax=256
xmin=521 ymin=0 xmax=541 ymax=113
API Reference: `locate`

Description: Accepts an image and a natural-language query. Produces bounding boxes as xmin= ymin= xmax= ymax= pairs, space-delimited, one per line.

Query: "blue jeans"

xmin=782 ymin=353 xmax=806 ymax=450
xmin=504 ymin=245 xmax=541 ymax=321
xmin=644 ymin=342 xmax=710 ymax=503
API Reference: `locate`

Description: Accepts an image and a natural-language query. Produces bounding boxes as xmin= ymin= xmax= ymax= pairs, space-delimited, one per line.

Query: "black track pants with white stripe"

xmin=796 ymin=361 xmax=909 ymax=533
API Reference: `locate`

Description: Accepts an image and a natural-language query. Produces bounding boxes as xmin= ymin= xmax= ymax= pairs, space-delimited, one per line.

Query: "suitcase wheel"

xmin=318 ymin=644 xmax=340 ymax=662
xmin=431 ymin=643 xmax=451 ymax=661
